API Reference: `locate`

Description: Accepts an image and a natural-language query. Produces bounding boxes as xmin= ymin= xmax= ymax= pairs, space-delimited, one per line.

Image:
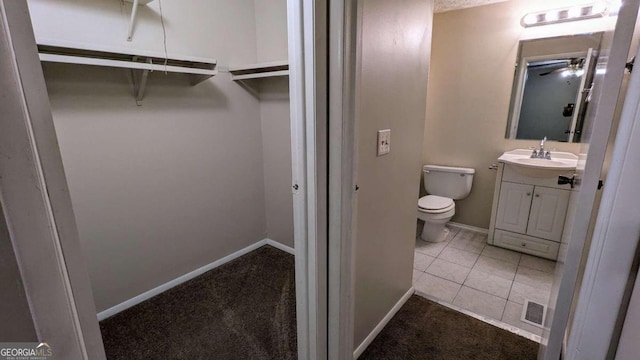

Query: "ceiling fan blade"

xmin=529 ymin=60 xmax=569 ymax=68
xmin=539 ymin=67 xmax=568 ymax=76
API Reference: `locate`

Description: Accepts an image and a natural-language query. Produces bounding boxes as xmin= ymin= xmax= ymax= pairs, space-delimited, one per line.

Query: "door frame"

xmin=295 ymin=0 xmax=360 ymax=358
xmin=0 ymin=1 xmax=105 ymax=358
xmin=327 ymin=0 xmax=358 ymax=358
xmin=565 ymin=24 xmax=640 ymax=360
xmin=287 ymin=0 xmax=329 ymax=358
xmin=543 ymin=0 xmax=640 ymax=358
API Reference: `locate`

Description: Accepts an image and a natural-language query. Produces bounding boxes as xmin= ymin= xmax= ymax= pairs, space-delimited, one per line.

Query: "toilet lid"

xmin=418 ymin=195 xmax=454 ymax=211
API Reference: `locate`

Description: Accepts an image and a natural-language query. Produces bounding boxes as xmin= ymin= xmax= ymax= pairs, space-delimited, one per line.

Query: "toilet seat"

xmin=418 ymin=195 xmax=454 ymax=214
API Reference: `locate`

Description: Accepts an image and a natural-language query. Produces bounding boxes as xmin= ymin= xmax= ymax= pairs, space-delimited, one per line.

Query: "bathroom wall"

xmin=254 ymin=0 xmax=294 ymax=247
xmin=30 ymin=0 xmax=268 ymax=313
xmin=0 ymin=206 xmax=37 ymax=341
xmin=354 ymin=0 xmax=433 ymax=347
xmin=423 ymin=0 xmax=616 ymax=229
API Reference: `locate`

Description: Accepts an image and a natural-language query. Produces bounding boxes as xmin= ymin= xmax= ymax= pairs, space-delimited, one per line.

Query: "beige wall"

xmin=354 ymin=0 xmax=433 ymax=346
xmin=44 ymin=65 xmax=267 ymax=313
xmin=34 ymin=0 xmax=268 ymax=312
xmin=27 ymin=0 xmax=258 ymax=64
xmin=0 ymin=206 xmax=37 ymax=341
xmin=255 ymin=0 xmax=294 ymax=247
xmin=259 ymin=78 xmax=293 ymax=247
xmin=254 ymin=0 xmax=289 ymax=63
xmin=423 ymin=0 xmax=615 ymax=229
xmin=30 ymin=0 xmax=296 ymax=312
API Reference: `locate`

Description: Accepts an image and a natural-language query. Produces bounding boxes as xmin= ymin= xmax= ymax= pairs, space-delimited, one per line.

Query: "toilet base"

xmin=420 ymin=222 xmax=450 ymax=243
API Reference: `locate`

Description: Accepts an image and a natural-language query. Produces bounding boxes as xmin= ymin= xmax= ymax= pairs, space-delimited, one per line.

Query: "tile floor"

xmin=413 ymin=225 xmax=556 ymax=336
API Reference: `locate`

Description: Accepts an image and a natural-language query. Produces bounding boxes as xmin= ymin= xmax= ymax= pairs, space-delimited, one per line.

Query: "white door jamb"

xmin=0 ymin=1 xmax=105 ymax=358
xmin=566 ymin=23 xmax=640 ymax=360
xmin=288 ymin=0 xmax=329 ymax=358
xmin=327 ymin=0 xmax=358 ymax=358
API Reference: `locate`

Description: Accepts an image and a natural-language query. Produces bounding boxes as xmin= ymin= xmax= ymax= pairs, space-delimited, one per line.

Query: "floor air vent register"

xmin=521 ymin=299 xmax=547 ymax=328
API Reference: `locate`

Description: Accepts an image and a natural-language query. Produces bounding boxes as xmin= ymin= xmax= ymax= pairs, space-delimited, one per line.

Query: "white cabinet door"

xmin=495 ymin=182 xmax=533 ymax=234
xmin=526 ymin=186 xmax=570 ymax=242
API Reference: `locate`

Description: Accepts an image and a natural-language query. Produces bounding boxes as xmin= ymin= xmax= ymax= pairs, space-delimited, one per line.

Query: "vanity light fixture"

xmin=521 ymin=2 xmax=609 ymax=28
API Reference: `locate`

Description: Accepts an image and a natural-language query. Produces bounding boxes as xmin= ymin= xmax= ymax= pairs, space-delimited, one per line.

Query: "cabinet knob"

xmin=535 ymin=194 xmax=540 ymax=197
xmin=526 ymin=192 xmax=531 ymax=196
xmin=521 ymin=242 xmax=527 ymax=247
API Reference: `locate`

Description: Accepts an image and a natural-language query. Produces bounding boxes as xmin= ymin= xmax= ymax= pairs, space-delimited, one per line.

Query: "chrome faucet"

xmin=531 ymin=136 xmax=551 ymax=159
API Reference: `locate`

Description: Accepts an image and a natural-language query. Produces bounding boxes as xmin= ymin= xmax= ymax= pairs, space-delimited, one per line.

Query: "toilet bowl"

xmin=418 ymin=165 xmax=475 ymax=242
xmin=417 ymin=195 xmax=455 ymax=242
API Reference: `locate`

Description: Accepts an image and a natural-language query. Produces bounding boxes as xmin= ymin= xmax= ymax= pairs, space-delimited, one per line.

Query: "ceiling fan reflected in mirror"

xmin=534 ymin=58 xmax=586 ymax=77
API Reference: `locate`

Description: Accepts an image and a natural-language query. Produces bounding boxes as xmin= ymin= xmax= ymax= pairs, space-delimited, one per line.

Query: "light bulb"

xmin=546 ymin=11 xmax=559 ymax=22
xmin=522 ymin=13 xmax=538 ymax=26
xmin=568 ymin=7 xmax=581 ymax=18
xmin=592 ymin=2 xmax=607 ymax=14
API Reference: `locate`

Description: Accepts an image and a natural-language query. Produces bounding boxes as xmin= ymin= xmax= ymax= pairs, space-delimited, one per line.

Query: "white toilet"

xmin=418 ymin=165 xmax=475 ymax=242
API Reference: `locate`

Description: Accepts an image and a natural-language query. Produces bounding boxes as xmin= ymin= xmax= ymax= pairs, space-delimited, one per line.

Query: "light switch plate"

xmin=377 ymin=129 xmax=391 ymax=156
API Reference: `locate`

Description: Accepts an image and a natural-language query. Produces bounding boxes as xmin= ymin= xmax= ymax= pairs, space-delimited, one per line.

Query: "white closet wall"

xmin=254 ymin=0 xmax=294 ymax=247
xmin=27 ymin=0 xmax=165 ymax=56
xmin=254 ymin=0 xmax=289 ymax=62
xmin=28 ymin=0 xmax=267 ymax=313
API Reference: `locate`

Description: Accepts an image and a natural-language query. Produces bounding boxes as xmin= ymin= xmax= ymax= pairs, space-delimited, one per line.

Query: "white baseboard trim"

xmin=353 ymin=287 xmax=415 ymax=359
xmin=97 ymin=238 xmax=294 ymax=321
xmin=448 ymin=221 xmax=489 ymax=234
xmin=264 ymin=238 xmax=295 ymax=255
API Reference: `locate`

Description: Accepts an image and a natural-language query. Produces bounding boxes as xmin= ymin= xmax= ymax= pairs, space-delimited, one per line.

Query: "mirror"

xmin=505 ymin=33 xmax=603 ymax=143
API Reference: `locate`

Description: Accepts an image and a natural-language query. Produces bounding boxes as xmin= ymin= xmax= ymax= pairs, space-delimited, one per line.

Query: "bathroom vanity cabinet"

xmin=488 ymin=163 xmax=574 ymax=260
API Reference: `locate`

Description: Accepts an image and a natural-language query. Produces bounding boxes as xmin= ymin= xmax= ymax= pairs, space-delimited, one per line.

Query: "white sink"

xmin=498 ymin=149 xmax=578 ymax=178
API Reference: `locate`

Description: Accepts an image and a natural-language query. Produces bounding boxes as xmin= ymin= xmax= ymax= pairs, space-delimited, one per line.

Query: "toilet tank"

xmin=423 ymin=165 xmax=475 ymax=200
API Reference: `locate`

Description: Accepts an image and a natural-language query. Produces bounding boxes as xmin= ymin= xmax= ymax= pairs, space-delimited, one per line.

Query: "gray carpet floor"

xmin=99 ymin=245 xmax=297 ymax=360
xmin=361 ymin=295 xmax=539 ymax=359
xmin=100 ymin=246 xmax=537 ymax=359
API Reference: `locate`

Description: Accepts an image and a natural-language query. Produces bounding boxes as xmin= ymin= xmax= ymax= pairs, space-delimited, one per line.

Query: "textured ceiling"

xmin=434 ymin=0 xmax=510 ymax=13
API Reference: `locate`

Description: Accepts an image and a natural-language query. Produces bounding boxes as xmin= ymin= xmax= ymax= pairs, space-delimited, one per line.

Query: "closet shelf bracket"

xmin=131 ymin=57 xmax=152 ymax=106
xmin=125 ymin=0 xmax=155 ymax=42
